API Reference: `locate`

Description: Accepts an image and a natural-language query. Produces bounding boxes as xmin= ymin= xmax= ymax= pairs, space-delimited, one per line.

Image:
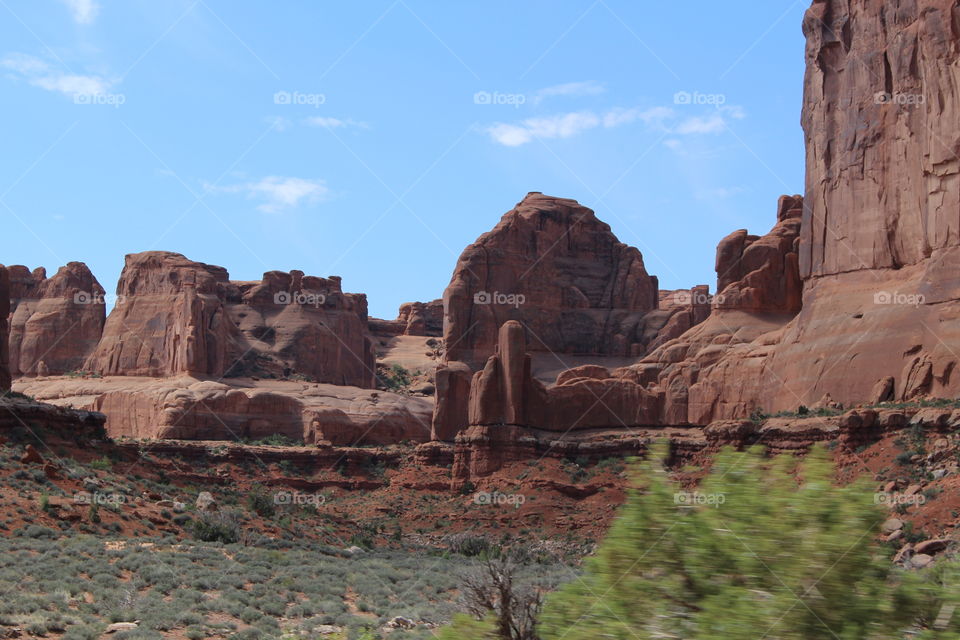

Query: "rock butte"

xmin=6 ymin=0 xmax=960 ymax=470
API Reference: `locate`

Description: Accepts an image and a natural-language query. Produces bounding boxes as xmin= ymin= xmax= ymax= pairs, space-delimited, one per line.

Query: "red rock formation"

xmin=16 ymin=376 xmax=431 ymax=446
xmin=443 ymin=192 xmax=659 ymax=369
xmin=86 ymin=252 xmax=238 ymax=378
xmin=466 ymin=320 xmax=660 ymax=431
xmin=227 ymin=270 xmax=375 ymax=387
xmin=801 ymin=0 xmax=960 ymax=279
xmin=85 ymin=252 xmax=375 ymax=388
xmin=396 ymin=300 xmax=443 ymax=337
xmin=714 ymin=195 xmax=803 ymax=314
xmin=431 ymin=361 xmax=472 ymax=441
xmin=0 ymin=265 xmax=10 ymax=390
xmin=431 ymin=194 xmax=711 ymax=440
xmin=631 ymin=195 xmax=806 ymax=425
xmin=7 ymin=262 xmax=106 ymax=376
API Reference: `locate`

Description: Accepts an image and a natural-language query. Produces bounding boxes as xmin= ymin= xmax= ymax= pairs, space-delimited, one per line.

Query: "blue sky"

xmin=0 ymin=0 xmax=808 ymax=319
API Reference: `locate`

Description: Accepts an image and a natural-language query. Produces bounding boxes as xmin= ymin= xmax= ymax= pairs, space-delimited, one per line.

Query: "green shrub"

xmin=190 ymin=512 xmax=240 ymax=544
xmin=537 ymin=444 xmax=926 ymax=640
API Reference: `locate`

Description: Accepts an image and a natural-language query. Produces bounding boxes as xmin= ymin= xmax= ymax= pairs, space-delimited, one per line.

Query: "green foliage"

xmin=538 ymin=443 xmax=924 ymax=640
xmin=191 ymin=511 xmax=241 ymax=544
xmin=90 ymin=456 xmax=113 ymax=470
xmin=245 ymin=486 xmax=276 ymax=518
xmin=378 ymin=364 xmax=412 ymax=391
xmin=434 ymin=614 xmax=499 ymax=639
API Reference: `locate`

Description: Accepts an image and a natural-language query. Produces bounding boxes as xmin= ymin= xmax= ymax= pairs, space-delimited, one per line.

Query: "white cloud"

xmin=602 ymin=106 xmax=674 ymax=128
xmin=486 ymin=103 xmax=747 ymax=147
xmin=208 ymin=176 xmax=329 ymax=214
xmin=533 ymin=81 xmax=605 ymax=103
xmin=675 ymin=113 xmax=728 ymax=135
xmin=1 ymin=53 xmax=113 ymax=98
xmin=487 ymin=111 xmax=600 ymax=146
xmin=61 ymin=0 xmax=100 ymax=24
xmin=303 ymin=116 xmax=369 ymax=129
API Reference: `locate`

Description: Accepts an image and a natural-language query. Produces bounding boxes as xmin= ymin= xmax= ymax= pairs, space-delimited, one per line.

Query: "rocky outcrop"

xmin=84 ymin=252 xmax=375 ymax=388
xmin=14 ymin=376 xmax=432 ymax=446
xmin=466 ymin=321 xmax=660 ymax=431
xmin=86 ymin=252 xmax=238 ymax=378
xmin=0 ymin=265 xmax=10 ymax=391
xmin=626 ymin=195 xmax=806 ymax=425
xmin=397 ymin=300 xmax=443 ymax=337
xmin=443 ymin=192 xmax=660 ymax=369
xmin=7 ymin=262 xmax=106 ymax=376
xmin=714 ymin=195 xmax=803 ymax=314
xmin=226 ymin=270 xmax=375 ymax=387
xmin=431 ymin=193 xmax=712 ymax=440
xmin=369 ymin=300 xmax=444 ymax=337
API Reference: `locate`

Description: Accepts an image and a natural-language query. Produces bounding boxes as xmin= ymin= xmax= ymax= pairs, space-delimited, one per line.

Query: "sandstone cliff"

xmin=84 ymin=252 xmax=375 ymax=388
xmin=0 ymin=265 xmax=10 ymax=391
xmin=7 ymin=262 xmax=106 ymax=376
xmin=443 ymin=192 xmax=660 ymax=369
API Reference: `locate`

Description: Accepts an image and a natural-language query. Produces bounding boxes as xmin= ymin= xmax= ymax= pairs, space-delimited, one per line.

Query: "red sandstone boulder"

xmin=7 ymin=262 xmax=106 ymax=376
xmin=443 ymin=192 xmax=659 ymax=369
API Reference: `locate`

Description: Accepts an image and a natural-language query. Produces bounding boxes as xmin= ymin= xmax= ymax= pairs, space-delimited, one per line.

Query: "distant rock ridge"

xmin=368 ymin=299 xmax=443 ymax=337
xmin=84 ymin=251 xmax=376 ymax=387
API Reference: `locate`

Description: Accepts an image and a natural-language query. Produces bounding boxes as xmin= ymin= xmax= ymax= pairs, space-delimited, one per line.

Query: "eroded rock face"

xmin=369 ymin=300 xmax=443 ymax=337
xmin=227 ymin=270 xmax=375 ymax=387
xmin=84 ymin=252 xmax=375 ymax=387
xmin=466 ymin=321 xmax=660 ymax=431
xmin=443 ymin=192 xmax=659 ymax=369
xmin=86 ymin=252 xmax=237 ymax=378
xmin=14 ymin=376 xmax=432 ymax=445
xmin=801 ymin=0 xmax=960 ymax=278
xmin=714 ymin=195 xmax=803 ymax=314
xmin=7 ymin=262 xmax=106 ymax=376
xmin=397 ymin=300 xmax=443 ymax=337
xmin=632 ymin=196 xmax=807 ymax=425
xmin=0 ymin=265 xmax=10 ymax=390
